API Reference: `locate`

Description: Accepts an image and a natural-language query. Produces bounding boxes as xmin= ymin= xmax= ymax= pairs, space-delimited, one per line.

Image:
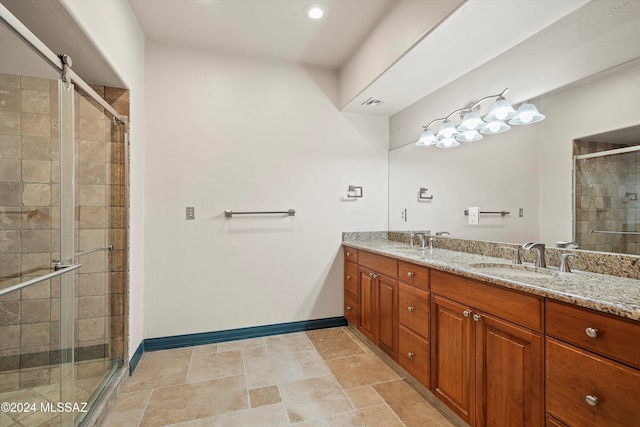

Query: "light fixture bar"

xmin=416 ymin=88 xmax=544 ymax=149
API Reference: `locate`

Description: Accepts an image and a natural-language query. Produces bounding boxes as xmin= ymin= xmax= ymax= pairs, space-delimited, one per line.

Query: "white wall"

xmin=59 ymin=0 xmax=146 ymax=360
xmin=144 ymin=42 xmax=388 ymax=339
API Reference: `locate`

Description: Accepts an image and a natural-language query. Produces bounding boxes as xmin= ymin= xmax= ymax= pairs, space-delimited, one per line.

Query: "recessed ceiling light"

xmin=304 ymin=4 xmax=327 ymax=21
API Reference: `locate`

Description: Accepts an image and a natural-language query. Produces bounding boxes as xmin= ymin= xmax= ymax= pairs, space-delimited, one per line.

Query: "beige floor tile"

xmin=214 ymin=402 xmax=290 ymax=426
xmin=279 ymin=375 xmax=353 ymax=423
xmin=217 ymin=337 xmax=264 ymax=352
xmin=186 ymin=350 xmax=243 ymax=383
xmin=344 ymin=385 xmax=384 ymax=409
xmin=192 ymin=343 xmax=218 ymax=354
xmin=265 ymin=332 xmax=314 ymax=355
xmin=109 ymin=389 xmax=152 ymax=413
xmin=125 ymin=347 xmax=192 ymax=392
xmin=101 ymin=409 xmax=144 ymax=427
xmin=0 ymin=413 xmax=14 ymax=427
xmin=244 ymin=350 xmax=306 ymax=388
xmin=295 ymin=350 xmax=332 ymax=378
xmin=166 ymin=416 xmax=215 ymax=426
xmin=292 ymin=420 xmax=330 ymax=427
xmin=373 ymin=380 xmax=453 ymax=427
xmin=306 ymin=327 xmax=366 ymax=360
xmin=325 ymin=355 xmax=401 ymax=389
xmin=324 ymin=404 xmax=405 ymax=427
xmin=249 ymin=385 xmax=281 ymax=408
xmin=139 ymin=375 xmax=248 ymax=426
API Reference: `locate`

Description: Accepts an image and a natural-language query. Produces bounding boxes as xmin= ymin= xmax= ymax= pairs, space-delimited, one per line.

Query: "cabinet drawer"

xmin=546 ymin=300 xmax=640 ymax=369
xmin=344 ymin=261 xmax=358 ymax=296
xmin=399 ymin=261 xmax=429 ymax=290
xmin=359 ymin=250 xmax=398 ymax=278
xmin=344 ymin=291 xmax=359 ymax=326
xmin=431 ymin=270 xmax=543 ymax=331
xmin=398 ymin=282 xmax=430 ymax=339
xmin=344 ymin=247 xmax=358 ymax=263
xmin=399 ymin=325 xmax=430 ymax=387
xmin=546 ymin=338 xmax=640 ymax=427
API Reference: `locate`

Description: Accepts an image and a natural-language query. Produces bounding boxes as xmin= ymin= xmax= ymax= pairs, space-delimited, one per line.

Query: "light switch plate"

xmin=186 ymin=207 xmax=195 ymax=220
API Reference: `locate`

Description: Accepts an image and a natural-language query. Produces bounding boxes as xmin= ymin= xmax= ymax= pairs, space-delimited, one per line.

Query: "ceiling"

xmin=3 ymin=0 xmax=640 ymax=124
xmin=129 ymin=0 xmax=397 ymax=69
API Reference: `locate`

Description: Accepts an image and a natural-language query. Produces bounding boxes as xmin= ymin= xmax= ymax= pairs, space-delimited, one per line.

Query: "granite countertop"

xmin=343 ymin=239 xmax=640 ymax=322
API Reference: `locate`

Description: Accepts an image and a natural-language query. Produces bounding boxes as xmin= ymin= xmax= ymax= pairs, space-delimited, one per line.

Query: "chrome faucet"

xmin=559 ymin=253 xmax=578 ymax=272
xmin=435 ymin=231 xmax=450 ymax=236
xmin=501 ymin=246 xmax=522 ymax=264
xmin=522 ymin=242 xmax=546 ymax=267
xmin=414 ymin=233 xmax=427 ymax=249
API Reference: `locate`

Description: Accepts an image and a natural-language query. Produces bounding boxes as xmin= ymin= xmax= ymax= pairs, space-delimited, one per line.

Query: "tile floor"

xmin=101 ymin=327 xmax=454 ymax=427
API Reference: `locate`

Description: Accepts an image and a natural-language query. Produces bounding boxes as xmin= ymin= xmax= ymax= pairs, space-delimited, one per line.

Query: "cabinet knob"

xmin=346 ymin=275 xmax=352 ymax=280
xmin=372 ymin=273 xmax=378 ymax=279
xmin=585 ymin=395 xmax=599 ymax=407
xmin=346 ymin=306 xmax=352 ymax=311
xmin=463 ymin=310 xmax=471 ymax=318
xmin=407 ymin=306 xmax=414 ymax=312
xmin=585 ymin=327 xmax=599 ymax=338
xmin=369 ymin=272 xmax=373 ymax=278
xmin=473 ymin=313 xmax=482 ymax=322
xmin=407 ymin=272 xmax=414 ymax=278
xmin=346 ymin=252 xmax=351 ymax=256
xmin=407 ymin=352 xmax=414 ymax=358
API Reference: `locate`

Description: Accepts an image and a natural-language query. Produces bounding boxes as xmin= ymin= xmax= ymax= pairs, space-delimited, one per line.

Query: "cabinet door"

xmin=432 ymin=295 xmax=474 ymax=424
xmin=377 ymin=274 xmax=398 ymax=360
xmin=475 ymin=312 xmax=544 ymax=427
xmin=358 ymin=267 xmax=376 ymax=342
xmin=399 ymin=325 xmax=430 ymax=387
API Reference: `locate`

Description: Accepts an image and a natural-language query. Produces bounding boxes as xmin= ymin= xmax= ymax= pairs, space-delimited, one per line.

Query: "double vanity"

xmin=342 ymin=234 xmax=640 ymax=427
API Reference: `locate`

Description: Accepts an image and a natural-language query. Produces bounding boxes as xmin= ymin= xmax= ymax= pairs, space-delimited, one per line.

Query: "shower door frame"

xmin=1 ymin=4 xmax=130 ymax=425
xmin=573 ymin=144 xmax=640 ymax=251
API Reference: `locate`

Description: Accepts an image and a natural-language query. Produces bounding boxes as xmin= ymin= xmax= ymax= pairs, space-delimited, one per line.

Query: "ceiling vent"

xmin=361 ymin=97 xmax=384 ymax=107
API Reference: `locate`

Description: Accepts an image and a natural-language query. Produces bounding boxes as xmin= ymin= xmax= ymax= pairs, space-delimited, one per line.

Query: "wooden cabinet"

xmin=397 ymin=262 xmax=431 ymax=387
xmin=348 ymin=249 xmax=399 ymax=361
xmin=545 ymin=301 xmax=640 ymax=427
xmin=431 ymin=271 xmax=544 ymax=427
xmin=343 ymin=248 xmax=359 ymax=328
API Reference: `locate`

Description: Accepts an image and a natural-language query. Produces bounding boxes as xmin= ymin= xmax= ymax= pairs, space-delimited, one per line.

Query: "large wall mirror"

xmin=388 ymin=58 xmax=640 ymax=256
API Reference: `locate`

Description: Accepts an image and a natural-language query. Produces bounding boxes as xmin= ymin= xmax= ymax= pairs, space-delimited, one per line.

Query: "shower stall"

xmin=1 ymin=5 xmax=127 ymax=426
xmin=574 ymin=145 xmax=640 ymax=255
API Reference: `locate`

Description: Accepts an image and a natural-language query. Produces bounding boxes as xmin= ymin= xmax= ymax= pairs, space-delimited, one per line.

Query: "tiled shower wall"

xmin=0 ymin=73 xmax=128 ymax=391
xmin=574 ymin=140 xmax=640 ymax=254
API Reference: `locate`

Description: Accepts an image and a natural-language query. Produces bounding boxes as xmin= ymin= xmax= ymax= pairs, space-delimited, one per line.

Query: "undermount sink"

xmin=471 ymin=263 xmax=557 ymax=279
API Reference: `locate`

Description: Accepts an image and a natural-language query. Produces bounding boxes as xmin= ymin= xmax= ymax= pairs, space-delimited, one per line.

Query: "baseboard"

xmin=130 ymin=317 xmax=347 ymax=374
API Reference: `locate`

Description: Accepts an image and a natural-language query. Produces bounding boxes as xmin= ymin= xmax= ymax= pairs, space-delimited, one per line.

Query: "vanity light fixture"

xmin=416 ymin=88 xmax=545 ymax=148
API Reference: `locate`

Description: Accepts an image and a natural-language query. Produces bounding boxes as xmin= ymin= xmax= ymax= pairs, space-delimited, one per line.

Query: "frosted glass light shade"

xmin=484 ymin=98 xmax=517 ymax=122
xmin=416 ymin=129 xmax=437 ymax=146
xmin=436 ymin=120 xmax=460 ymax=139
xmin=435 ymin=137 xmax=460 ymax=148
xmin=457 ymin=111 xmax=484 ymax=132
xmin=509 ymin=102 xmax=545 ymax=125
xmin=456 ymin=130 xmax=483 ymax=142
xmin=480 ymin=120 xmax=510 ymax=135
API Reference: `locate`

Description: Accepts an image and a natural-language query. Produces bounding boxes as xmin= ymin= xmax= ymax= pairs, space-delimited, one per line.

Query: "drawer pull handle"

xmin=408 ymin=306 xmax=414 ymax=312
xmin=407 ymin=272 xmax=414 ymax=278
xmin=407 ymin=352 xmax=414 ymax=358
xmin=585 ymin=327 xmax=599 ymax=338
xmin=371 ymin=273 xmax=378 ymax=279
xmin=473 ymin=313 xmax=482 ymax=322
xmin=463 ymin=310 xmax=471 ymax=318
xmin=585 ymin=395 xmax=599 ymax=407
xmin=346 ymin=306 xmax=352 ymax=311
xmin=346 ymin=275 xmax=352 ymax=280
xmin=346 ymin=252 xmax=351 ymax=256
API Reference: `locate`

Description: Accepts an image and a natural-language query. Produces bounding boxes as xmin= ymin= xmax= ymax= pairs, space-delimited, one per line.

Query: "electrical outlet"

xmin=186 ymin=207 xmax=195 ymax=220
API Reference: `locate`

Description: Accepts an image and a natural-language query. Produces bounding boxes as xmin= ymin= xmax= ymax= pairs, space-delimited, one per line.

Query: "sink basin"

xmin=471 ymin=263 xmax=557 ymax=279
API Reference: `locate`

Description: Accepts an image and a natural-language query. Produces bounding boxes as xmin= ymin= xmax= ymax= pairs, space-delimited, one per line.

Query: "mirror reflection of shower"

xmin=573 ymin=125 xmax=640 ymax=255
